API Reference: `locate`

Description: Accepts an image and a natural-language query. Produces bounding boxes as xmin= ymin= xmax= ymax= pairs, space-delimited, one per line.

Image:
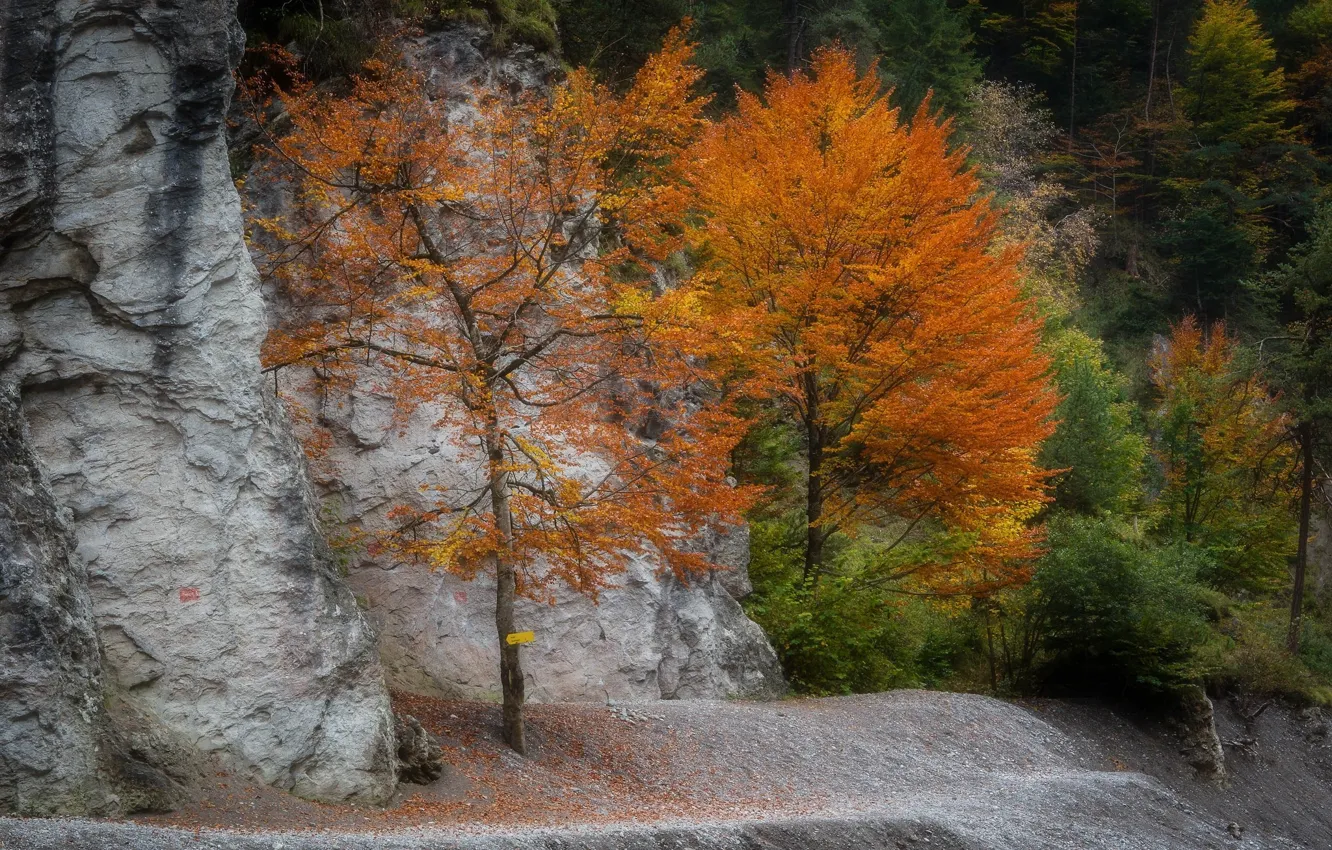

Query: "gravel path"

xmin=0 ymin=691 xmax=1310 ymax=849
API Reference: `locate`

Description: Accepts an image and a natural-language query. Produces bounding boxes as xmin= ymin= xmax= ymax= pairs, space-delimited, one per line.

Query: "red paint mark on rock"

xmin=453 ymin=591 xmax=467 ymax=604
xmin=179 ymin=587 xmax=200 ymax=603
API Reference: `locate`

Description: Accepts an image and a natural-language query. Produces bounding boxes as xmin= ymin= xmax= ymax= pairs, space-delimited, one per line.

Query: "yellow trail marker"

xmin=506 ymin=631 xmax=535 ymax=646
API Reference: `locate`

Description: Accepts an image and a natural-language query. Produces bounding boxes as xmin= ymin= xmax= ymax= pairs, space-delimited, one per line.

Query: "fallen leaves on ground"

xmin=132 ymin=691 xmax=827 ymax=836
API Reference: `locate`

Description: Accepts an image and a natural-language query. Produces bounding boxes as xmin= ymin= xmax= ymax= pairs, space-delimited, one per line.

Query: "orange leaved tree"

xmin=1149 ymin=317 xmax=1296 ymax=594
xmin=249 ymin=33 xmax=751 ymax=752
xmin=687 ymin=49 xmax=1055 ymax=596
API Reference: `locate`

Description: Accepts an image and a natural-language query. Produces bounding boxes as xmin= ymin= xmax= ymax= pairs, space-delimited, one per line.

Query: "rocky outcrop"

xmin=0 ymin=387 xmax=115 ymax=816
xmin=0 ymin=0 xmax=395 ymax=805
xmin=1177 ymin=686 xmax=1226 ymax=785
xmin=350 ymin=528 xmax=786 ymax=703
xmin=257 ymin=25 xmax=784 ymax=705
xmin=393 ymin=714 xmax=443 ymax=785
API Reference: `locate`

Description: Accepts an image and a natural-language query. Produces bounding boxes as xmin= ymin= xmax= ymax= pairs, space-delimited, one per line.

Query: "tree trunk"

xmin=1144 ymin=0 xmax=1160 ymax=121
xmin=803 ymin=424 xmax=825 ymax=584
xmin=486 ymin=417 xmax=526 ymax=754
xmin=784 ymin=0 xmax=803 ymax=75
xmin=1290 ymin=420 xmax=1314 ymax=654
xmin=1067 ymin=0 xmax=1078 ymax=149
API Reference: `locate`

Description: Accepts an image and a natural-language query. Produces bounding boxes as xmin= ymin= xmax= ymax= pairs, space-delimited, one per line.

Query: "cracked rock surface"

xmin=0 ymin=387 xmax=115 ymax=816
xmin=0 ymin=0 xmax=396 ymax=805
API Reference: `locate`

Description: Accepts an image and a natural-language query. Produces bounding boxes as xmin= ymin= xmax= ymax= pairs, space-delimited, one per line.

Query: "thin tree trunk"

xmin=1067 ymin=0 xmax=1078 ymax=149
xmin=983 ymin=606 xmax=999 ymax=692
xmin=784 ymin=0 xmax=802 ymax=75
xmin=486 ymin=414 xmax=526 ymax=754
xmin=1145 ymin=0 xmax=1159 ymax=121
xmin=1290 ymin=420 xmax=1314 ymax=654
xmin=804 ymin=423 xmax=825 ymax=584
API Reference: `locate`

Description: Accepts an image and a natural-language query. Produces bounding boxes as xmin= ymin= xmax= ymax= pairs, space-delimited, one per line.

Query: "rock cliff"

xmin=0 ymin=387 xmax=114 ymax=816
xmin=0 ymin=0 xmax=396 ymax=808
xmin=249 ymin=25 xmax=786 ymax=705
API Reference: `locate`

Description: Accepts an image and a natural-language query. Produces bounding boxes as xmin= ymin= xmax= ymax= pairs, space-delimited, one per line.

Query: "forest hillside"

xmin=2 ymin=0 xmax=1332 ymax=847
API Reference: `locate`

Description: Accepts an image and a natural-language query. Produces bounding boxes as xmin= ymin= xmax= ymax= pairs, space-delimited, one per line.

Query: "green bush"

xmin=275 ymin=14 xmax=375 ymax=80
xmin=1210 ymin=601 xmax=1332 ymax=704
xmin=1029 ymin=514 xmax=1218 ymax=696
xmin=743 ymin=516 xmax=975 ymax=694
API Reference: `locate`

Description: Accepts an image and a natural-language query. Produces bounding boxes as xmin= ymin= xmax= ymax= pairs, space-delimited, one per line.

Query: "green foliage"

xmin=1148 ymin=321 xmax=1298 ymax=594
xmin=1156 ymin=195 xmax=1262 ymax=319
xmin=1213 ymin=600 xmax=1332 ymax=703
xmin=489 ymin=0 xmax=559 ymax=50
xmin=274 ymin=14 xmax=376 ymax=80
xmin=1289 ymin=0 xmax=1332 ymax=37
xmin=1296 ymin=612 xmax=1332 ymax=697
xmin=1040 ymin=330 xmax=1147 ymax=514
xmin=1029 ymin=515 xmax=1219 ymax=695
xmin=823 ymin=0 xmax=983 ymax=116
xmin=1182 ymin=0 xmax=1295 ymax=147
xmin=976 ymin=0 xmax=1151 ymax=131
xmin=556 ymin=0 xmax=980 ymax=113
xmin=730 ymin=415 xmax=804 ymax=515
xmin=556 ymin=0 xmax=692 ymax=83
xmin=743 ymin=517 xmax=974 ymax=694
xmin=1256 ymin=202 xmax=1332 ymax=429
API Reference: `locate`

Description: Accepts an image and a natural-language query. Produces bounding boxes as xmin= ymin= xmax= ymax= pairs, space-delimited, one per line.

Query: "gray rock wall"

xmin=0 ymin=387 xmax=115 ymax=816
xmin=0 ymin=0 xmax=396 ymax=805
xmin=258 ymin=26 xmax=785 ymax=704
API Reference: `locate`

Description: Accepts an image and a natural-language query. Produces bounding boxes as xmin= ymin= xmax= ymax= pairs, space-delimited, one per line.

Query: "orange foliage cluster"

xmin=1149 ymin=316 xmax=1296 ymax=591
xmin=246 ymin=37 xmax=1057 ymax=606
xmin=249 ymin=31 xmax=753 ymax=600
xmin=686 ymin=50 xmax=1055 ymax=595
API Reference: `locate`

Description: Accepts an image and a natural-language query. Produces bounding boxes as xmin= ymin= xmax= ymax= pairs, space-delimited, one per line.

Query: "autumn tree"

xmin=249 ymin=33 xmax=750 ymax=753
xmin=1149 ymin=317 xmax=1297 ymax=595
xmin=1180 ymin=0 xmax=1294 ymax=148
xmin=687 ymin=49 xmax=1056 ymax=597
xmin=962 ymin=80 xmax=1101 ymax=314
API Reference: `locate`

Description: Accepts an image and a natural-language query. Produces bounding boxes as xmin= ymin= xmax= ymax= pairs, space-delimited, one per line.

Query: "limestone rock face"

xmin=0 ymin=0 xmax=395 ymax=804
xmin=0 ymin=388 xmax=115 ymax=816
xmin=258 ymin=25 xmax=785 ymax=704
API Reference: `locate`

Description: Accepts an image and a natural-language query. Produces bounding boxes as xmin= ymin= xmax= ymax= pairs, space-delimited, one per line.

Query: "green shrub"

xmin=1209 ymin=601 xmax=1332 ymax=704
xmin=275 ymin=14 xmax=375 ymax=80
xmin=743 ymin=516 xmax=975 ymax=694
xmin=1029 ymin=514 xmax=1218 ymax=696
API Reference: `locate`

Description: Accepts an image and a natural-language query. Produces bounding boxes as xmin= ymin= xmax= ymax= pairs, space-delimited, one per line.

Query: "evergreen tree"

xmin=1041 ymin=330 xmax=1147 ymax=515
xmin=1255 ymin=203 xmax=1332 ymax=649
xmin=865 ymin=0 xmax=982 ymax=116
xmin=1181 ymin=0 xmax=1295 ymax=147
